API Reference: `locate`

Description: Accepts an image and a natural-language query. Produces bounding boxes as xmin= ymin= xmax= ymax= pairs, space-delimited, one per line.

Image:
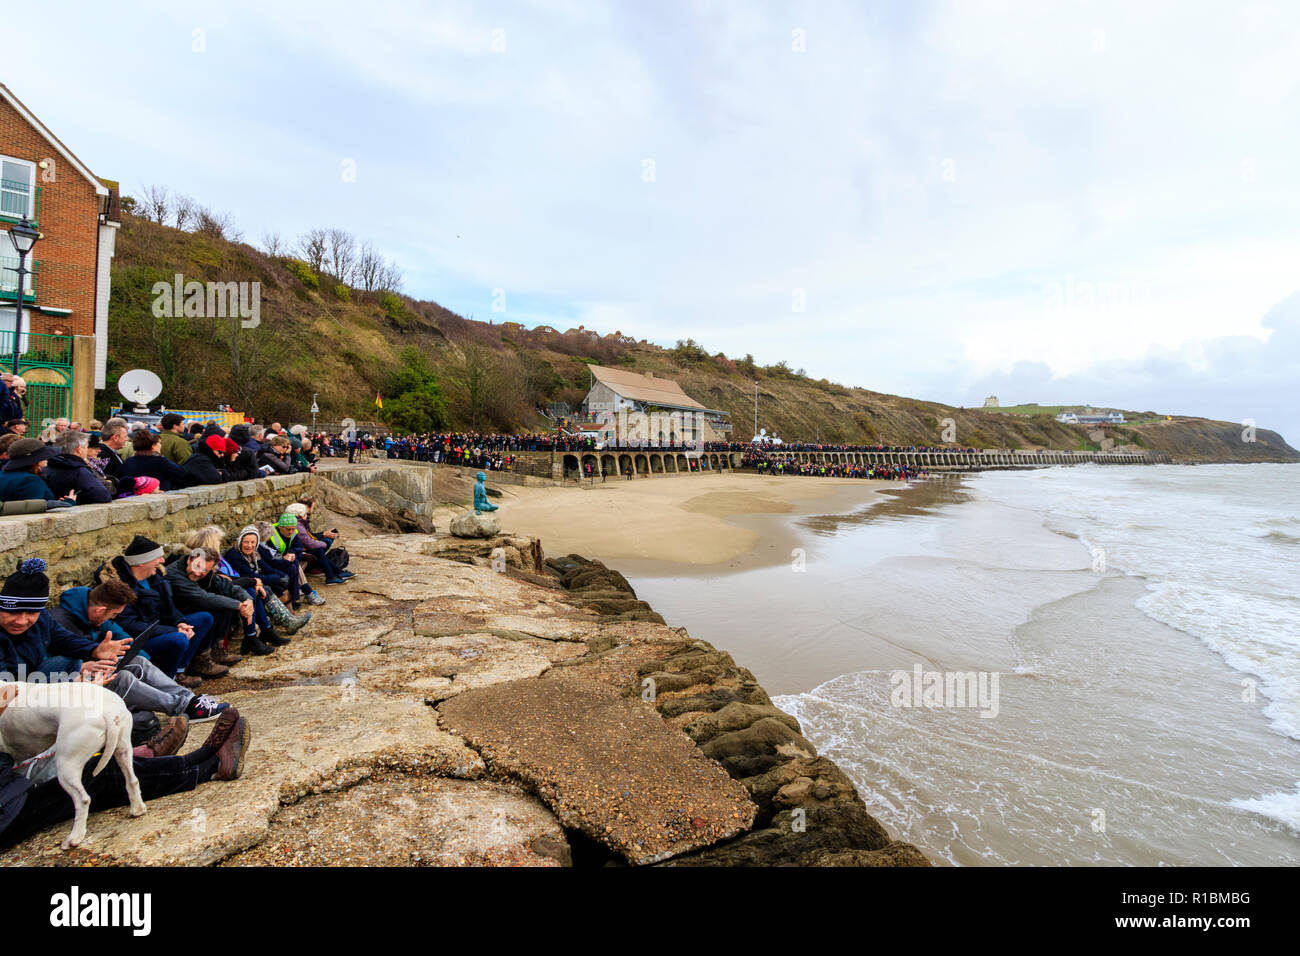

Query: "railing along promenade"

xmin=378 ymin=443 xmax=1170 ymax=481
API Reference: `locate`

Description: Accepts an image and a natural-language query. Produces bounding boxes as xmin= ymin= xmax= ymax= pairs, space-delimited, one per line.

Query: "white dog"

xmin=0 ymin=680 xmax=146 ymax=849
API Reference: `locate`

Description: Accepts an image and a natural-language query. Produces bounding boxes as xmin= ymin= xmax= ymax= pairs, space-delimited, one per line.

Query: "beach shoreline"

xmin=455 ymin=471 xmax=896 ymax=575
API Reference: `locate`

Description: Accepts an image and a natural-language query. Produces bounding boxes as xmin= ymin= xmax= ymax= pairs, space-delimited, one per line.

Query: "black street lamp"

xmin=5 ymin=218 xmax=40 ymax=374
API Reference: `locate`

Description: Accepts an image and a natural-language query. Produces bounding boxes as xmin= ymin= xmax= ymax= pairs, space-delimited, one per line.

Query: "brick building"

xmin=1 ymin=82 xmax=120 ymax=420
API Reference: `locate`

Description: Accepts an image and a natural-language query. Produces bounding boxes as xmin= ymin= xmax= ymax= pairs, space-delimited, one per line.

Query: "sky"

xmin=10 ymin=0 xmax=1300 ymax=442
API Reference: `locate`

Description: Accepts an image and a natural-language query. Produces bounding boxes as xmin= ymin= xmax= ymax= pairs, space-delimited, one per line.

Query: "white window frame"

xmin=0 ymin=306 xmax=29 ymax=355
xmin=0 ymin=155 xmax=37 ymax=221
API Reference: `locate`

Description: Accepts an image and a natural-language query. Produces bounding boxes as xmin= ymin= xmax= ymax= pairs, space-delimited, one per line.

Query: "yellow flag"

xmin=375 ymin=392 xmax=383 ymax=409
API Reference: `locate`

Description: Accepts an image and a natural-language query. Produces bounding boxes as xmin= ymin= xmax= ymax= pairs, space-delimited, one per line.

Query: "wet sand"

xmin=473 ymin=472 xmax=890 ymax=571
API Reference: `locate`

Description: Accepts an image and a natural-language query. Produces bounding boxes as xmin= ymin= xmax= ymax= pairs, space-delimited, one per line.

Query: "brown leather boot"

xmin=186 ymin=650 xmax=229 ymax=679
xmin=211 ymin=635 xmax=243 ymax=666
xmin=144 ymin=715 xmax=190 ymax=757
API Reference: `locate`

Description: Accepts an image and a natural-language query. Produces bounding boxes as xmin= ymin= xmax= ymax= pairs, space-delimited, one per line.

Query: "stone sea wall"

xmin=0 ymin=473 xmax=312 ymax=593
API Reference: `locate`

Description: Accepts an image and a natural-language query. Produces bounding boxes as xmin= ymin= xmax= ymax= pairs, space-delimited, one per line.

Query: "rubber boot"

xmin=265 ymin=590 xmax=312 ymax=634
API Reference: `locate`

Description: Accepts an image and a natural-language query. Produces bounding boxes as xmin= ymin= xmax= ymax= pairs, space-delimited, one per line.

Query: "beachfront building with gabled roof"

xmin=581 ymin=364 xmax=731 ymax=446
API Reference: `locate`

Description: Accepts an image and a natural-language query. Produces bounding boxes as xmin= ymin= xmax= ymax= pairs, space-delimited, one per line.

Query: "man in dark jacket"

xmin=117 ymin=429 xmax=188 ymax=491
xmin=0 ymin=374 xmax=24 ymax=426
xmin=96 ymin=418 xmax=130 ymax=478
xmin=165 ymin=547 xmax=267 ymax=659
xmin=50 ymin=581 xmax=228 ymax=724
xmin=181 ymin=435 xmax=230 ymax=487
xmin=257 ymin=435 xmax=295 ymax=474
xmin=0 ymin=558 xmax=104 ymax=681
xmin=96 ymin=535 xmax=213 ymax=686
xmin=41 ymin=431 xmax=112 ymax=504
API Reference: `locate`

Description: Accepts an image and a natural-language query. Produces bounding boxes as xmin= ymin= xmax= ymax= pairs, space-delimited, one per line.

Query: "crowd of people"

xmin=0 ymin=386 xmax=325 ymax=511
xmin=706 ymin=440 xmax=982 ymax=454
xmin=0 ymin=374 xmax=366 ymax=849
xmin=741 ymin=449 xmax=924 ymax=480
xmin=0 ymin=489 xmax=358 ymax=849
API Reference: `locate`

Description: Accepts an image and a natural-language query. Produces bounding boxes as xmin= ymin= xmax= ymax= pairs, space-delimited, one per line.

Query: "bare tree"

xmin=377 ymin=257 xmax=404 ymax=293
xmin=261 ymin=231 xmax=286 ymax=257
xmin=297 ymin=229 xmax=328 ymax=272
xmin=353 ymin=240 xmax=383 ymax=292
xmin=140 ymin=184 xmax=169 ymax=224
xmin=326 ymin=228 xmax=356 ymax=282
xmin=173 ymin=194 xmax=197 ymax=230
xmin=193 ymin=205 xmax=241 ymax=242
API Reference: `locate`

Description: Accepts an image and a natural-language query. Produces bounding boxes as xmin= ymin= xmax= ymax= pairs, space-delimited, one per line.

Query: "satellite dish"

xmin=341 ymin=417 xmax=357 ymax=442
xmin=118 ymin=369 xmax=163 ymax=411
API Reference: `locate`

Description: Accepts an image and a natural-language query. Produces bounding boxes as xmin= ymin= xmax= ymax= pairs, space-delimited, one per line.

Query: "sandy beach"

xmin=437 ymin=472 xmax=888 ymax=571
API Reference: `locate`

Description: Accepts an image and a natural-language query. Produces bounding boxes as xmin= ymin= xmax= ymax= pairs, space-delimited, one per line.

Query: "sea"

xmin=627 ymin=463 xmax=1300 ymax=865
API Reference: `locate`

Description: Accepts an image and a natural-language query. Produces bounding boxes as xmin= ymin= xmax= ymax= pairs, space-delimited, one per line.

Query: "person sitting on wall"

xmin=50 ymin=579 xmax=230 ymax=740
xmin=286 ymin=501 xmax=352 ymax=582
xmin=96 ymin=418 xmax=132 ymax=478
xmin=165 ymin=546 xmax=270 ymax=661
xmin=0 ymin=439 xmax=74 ymax=510
xmin=182 ymin=435 xmax=232 ymax=487
xmin=0 ymin=558 xmax=101 ymax=683
xmin=223 ymin=525 xmax=312 ymax=634
xmin=257 ymin=520 xmax=324 ymax=609
xmin=158 ymin=413 xmax=193 ymax=465
xmin=117 ymin=428 xmax=189 ymax=492
xmin=96 ymin=535 xmax=212 ymax=689
xmin=41 ymin=430 xmax=113 ymax=505
xmin=223 ymin=438 xmax=259 ymax=481
xmin=257 ymin=434 xmax=296 ymax=474
xmin=473 ymin=471 xmax=499 ymax=515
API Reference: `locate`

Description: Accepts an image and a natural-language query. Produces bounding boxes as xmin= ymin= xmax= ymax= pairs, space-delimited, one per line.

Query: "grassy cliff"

xmin=105 ymin=214 xmax=1297 ymax=463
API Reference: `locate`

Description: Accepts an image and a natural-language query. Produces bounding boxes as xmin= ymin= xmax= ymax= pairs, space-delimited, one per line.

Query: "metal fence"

xmin=0 ymin=330 xmax=72 ymax=425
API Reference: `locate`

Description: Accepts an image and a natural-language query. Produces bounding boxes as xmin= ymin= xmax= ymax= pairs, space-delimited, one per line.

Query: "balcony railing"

xmin=0 ymin=330 xmax=72 ymax=368
xmin=0 ymin=255 xmax=37 ymax=298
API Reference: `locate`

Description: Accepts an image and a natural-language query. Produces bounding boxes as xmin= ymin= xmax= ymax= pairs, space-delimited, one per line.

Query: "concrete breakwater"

xmin=3 ymin=527 xmax=927 ymax=867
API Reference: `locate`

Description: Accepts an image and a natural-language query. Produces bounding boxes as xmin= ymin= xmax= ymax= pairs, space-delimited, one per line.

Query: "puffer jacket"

xmin=163 ymin=556 xmax=249 ymax=615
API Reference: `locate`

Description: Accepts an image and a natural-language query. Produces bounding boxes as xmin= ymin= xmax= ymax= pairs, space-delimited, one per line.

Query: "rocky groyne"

xmin=2 ymin=525 xmax=926 ymax=867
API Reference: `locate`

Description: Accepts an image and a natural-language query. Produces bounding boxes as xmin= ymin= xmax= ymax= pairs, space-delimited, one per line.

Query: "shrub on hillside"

xmin=285 ymin=258 xmax=319 ymax=288
xmin=333 ymin=283 xmax=352 ymax=302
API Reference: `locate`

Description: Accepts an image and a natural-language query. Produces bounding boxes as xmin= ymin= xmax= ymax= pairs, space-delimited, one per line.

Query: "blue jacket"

xmin=0 ymin=609 xmax=95 ymax=679
xmin=224 ymin=547 xmax=288 ymax=590
xmin=99 ymin=556 xmax=184 ymax=635
xmin=49 ymin=586 xmax=133 ymax=651
xmin=0 ymin=380 xmax=22 ymax=425
xmin=117 ymin=453 xmax=189 ymax=492
xmin=0 ymin=469 xmax=53 ymax=503
xmin=42 ymin=454 xmax=112 ymax=504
